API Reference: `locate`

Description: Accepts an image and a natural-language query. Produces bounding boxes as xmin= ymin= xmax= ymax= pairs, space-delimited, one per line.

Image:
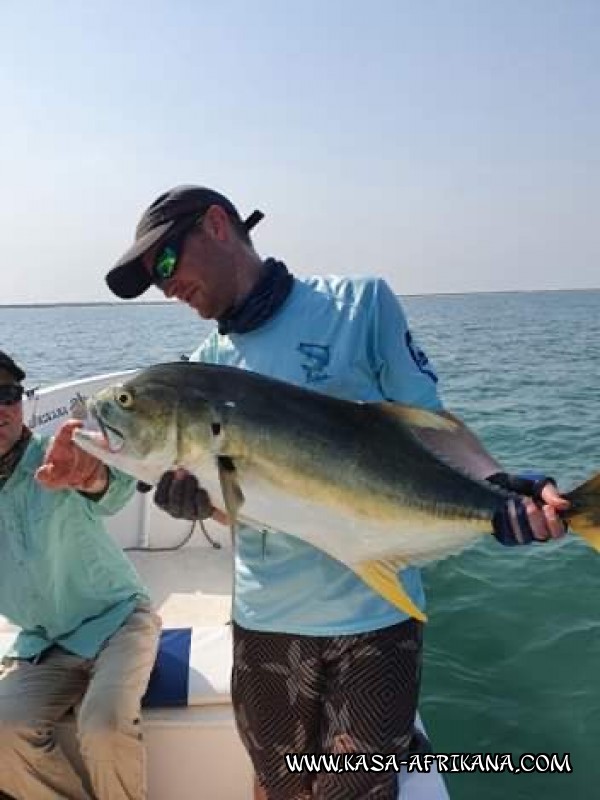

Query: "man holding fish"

xmin=0 ymin=350 xmax=161 ymax=800
xmin=100 ymin=186 xmax=587 ymax=800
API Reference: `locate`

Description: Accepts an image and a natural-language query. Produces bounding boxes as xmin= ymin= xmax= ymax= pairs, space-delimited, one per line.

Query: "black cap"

xmin=0 ymin=351 xmax=25 ymax=382
xmin=105 ymin=185 xmax=264 ymax=299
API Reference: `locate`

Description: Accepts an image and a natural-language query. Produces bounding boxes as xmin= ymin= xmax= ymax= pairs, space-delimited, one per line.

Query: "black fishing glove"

xmin=151 ymin=470 xmax=214 ymax=520
xmin=487 ymin=471 xmax=557 ymax=546
xmin=487 ymin=471 xmax=557 ymax=503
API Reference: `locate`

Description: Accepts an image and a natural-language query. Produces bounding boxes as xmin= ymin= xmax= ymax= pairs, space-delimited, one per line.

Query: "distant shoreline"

xmin=0 ymin=301 xmax=174 ymax=309
xmin=0 ymin=287 xmax=598 ymax=309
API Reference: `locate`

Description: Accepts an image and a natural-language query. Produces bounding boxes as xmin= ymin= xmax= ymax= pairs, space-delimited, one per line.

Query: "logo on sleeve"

xmin=405 ymin=331 xmax=438 ymax=383
xmin=298 ymin=343 xmax=331 ymax=384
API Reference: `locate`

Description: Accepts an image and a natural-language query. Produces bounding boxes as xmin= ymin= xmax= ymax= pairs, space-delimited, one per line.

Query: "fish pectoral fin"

xmin=564 ymin=473 xmax=600 ymax=551
xmin=376 ymin=403 xmax=458 ymax=432
xmin=209 ymin=404 xmax=242 ymax=456
xmin=217 ymin=456 xmax=244 ymax=522
xmin=354 ymin=558 xmax=427 ymax=622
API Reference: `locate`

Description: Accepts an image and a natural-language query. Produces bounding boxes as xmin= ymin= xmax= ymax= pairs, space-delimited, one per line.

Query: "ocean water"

xmin=1 ymin=290 xmax=598 ymax=799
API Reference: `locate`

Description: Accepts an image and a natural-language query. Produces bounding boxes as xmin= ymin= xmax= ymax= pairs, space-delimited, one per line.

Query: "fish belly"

xmin=228 ymin=472 xmax=489 ymax=568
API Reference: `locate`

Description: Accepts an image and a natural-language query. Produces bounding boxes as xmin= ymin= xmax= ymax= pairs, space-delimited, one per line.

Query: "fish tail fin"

xmin=355 ymin=558 xmax=427 ymax=622
xmin=564 ymin=473 xmax=600 ymax=551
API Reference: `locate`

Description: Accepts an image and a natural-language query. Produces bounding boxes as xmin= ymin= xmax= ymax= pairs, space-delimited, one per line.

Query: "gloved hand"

xmin=151 ymin=468 xmax=229 ymax=525
xmin=36 ymin=420 xmax=109 ymax=495
xmin=486 ymin=471 xmax=557 ymax=503
xmin=488 ymin=471 xmax=569 ymax=546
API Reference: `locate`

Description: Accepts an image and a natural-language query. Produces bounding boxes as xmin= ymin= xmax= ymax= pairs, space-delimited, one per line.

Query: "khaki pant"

xmin=0 ymin=606 xmax=161 ymax=800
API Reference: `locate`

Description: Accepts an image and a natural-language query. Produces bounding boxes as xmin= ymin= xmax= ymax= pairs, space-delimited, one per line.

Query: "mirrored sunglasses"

xmin=151 ymin=214 xmax=205 ymax=287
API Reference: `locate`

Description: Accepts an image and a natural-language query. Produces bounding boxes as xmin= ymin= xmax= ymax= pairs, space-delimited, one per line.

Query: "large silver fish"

xmin=73 ymin=362 xmax=600 ymax=621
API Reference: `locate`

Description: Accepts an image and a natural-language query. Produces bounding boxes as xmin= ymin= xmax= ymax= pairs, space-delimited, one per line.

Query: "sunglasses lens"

xmin=153 ymin=246 xmax=178 ymax=284
xmin=0 ymin=385 xmax=23 ymax=405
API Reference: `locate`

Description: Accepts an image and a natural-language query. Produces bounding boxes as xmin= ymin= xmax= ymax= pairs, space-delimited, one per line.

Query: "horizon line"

xmin=1 ymin=286 xmax=599 ymax=310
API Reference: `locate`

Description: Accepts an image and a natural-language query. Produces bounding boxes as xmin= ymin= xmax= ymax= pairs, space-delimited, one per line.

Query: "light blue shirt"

xmin=191 ymin=275 xmax=443 ymax=635
xmin=0 ymin=434 xmax=149 ymax=659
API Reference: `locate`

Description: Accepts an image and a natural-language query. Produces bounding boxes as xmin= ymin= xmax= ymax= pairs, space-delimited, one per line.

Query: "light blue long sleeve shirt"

xmin=0 ymin=434 xmax=149 ymax=659
xmin=190 ymin=275 xmax=443 ymax=635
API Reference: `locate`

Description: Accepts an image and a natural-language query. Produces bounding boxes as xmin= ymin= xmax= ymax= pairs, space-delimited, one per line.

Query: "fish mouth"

xmin=90 ymin=408 xmax=125 ymax=454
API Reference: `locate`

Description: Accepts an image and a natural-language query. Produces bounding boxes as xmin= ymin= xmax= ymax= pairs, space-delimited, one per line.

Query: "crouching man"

xmin=0 ymin=350 xmax=160 ymax=800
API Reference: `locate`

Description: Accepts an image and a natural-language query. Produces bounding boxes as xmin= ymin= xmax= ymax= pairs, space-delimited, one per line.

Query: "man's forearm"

xmin=78 ymin=465 xmax=110 ymax=501
xmin=82 ymin=469 xmax=137 ymax=515
xmin=418 ymin=411 xmax=568 ymax=545
xmin=416 ymin=411 xmax=502 ymax=480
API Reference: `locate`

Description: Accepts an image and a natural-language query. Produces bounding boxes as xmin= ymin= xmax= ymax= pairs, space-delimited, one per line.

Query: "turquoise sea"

xmin=1 ymin=290 xmax=598 ymax=799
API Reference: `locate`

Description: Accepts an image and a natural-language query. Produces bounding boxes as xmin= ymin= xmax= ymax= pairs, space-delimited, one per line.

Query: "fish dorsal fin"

xmin=375 ymin=403 xmax=458 ymax=433
xmin=354 ymin=557 xmax=427 ymax=622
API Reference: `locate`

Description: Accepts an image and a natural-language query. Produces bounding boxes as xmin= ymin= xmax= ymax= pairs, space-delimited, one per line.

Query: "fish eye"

xmin=115 ymin=389 xmax=134 ymax=409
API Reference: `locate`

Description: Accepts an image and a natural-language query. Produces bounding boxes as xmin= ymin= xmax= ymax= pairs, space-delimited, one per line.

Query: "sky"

xmin=1 ymin=0 xmax=598 ymax=303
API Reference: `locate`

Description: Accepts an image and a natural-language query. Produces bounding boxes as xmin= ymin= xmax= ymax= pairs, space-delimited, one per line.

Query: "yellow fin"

xmin=355 ymin=558 xmax=427 ymax=622
xmin=376 ymin=403 xmax=458 ymax=432
xmin=564 ymin=473 xmax=600 ymax=551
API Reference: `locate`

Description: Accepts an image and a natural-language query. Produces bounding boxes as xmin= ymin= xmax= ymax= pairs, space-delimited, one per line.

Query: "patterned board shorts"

xmin=231 ymin=619 xmax=423 ymax=800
